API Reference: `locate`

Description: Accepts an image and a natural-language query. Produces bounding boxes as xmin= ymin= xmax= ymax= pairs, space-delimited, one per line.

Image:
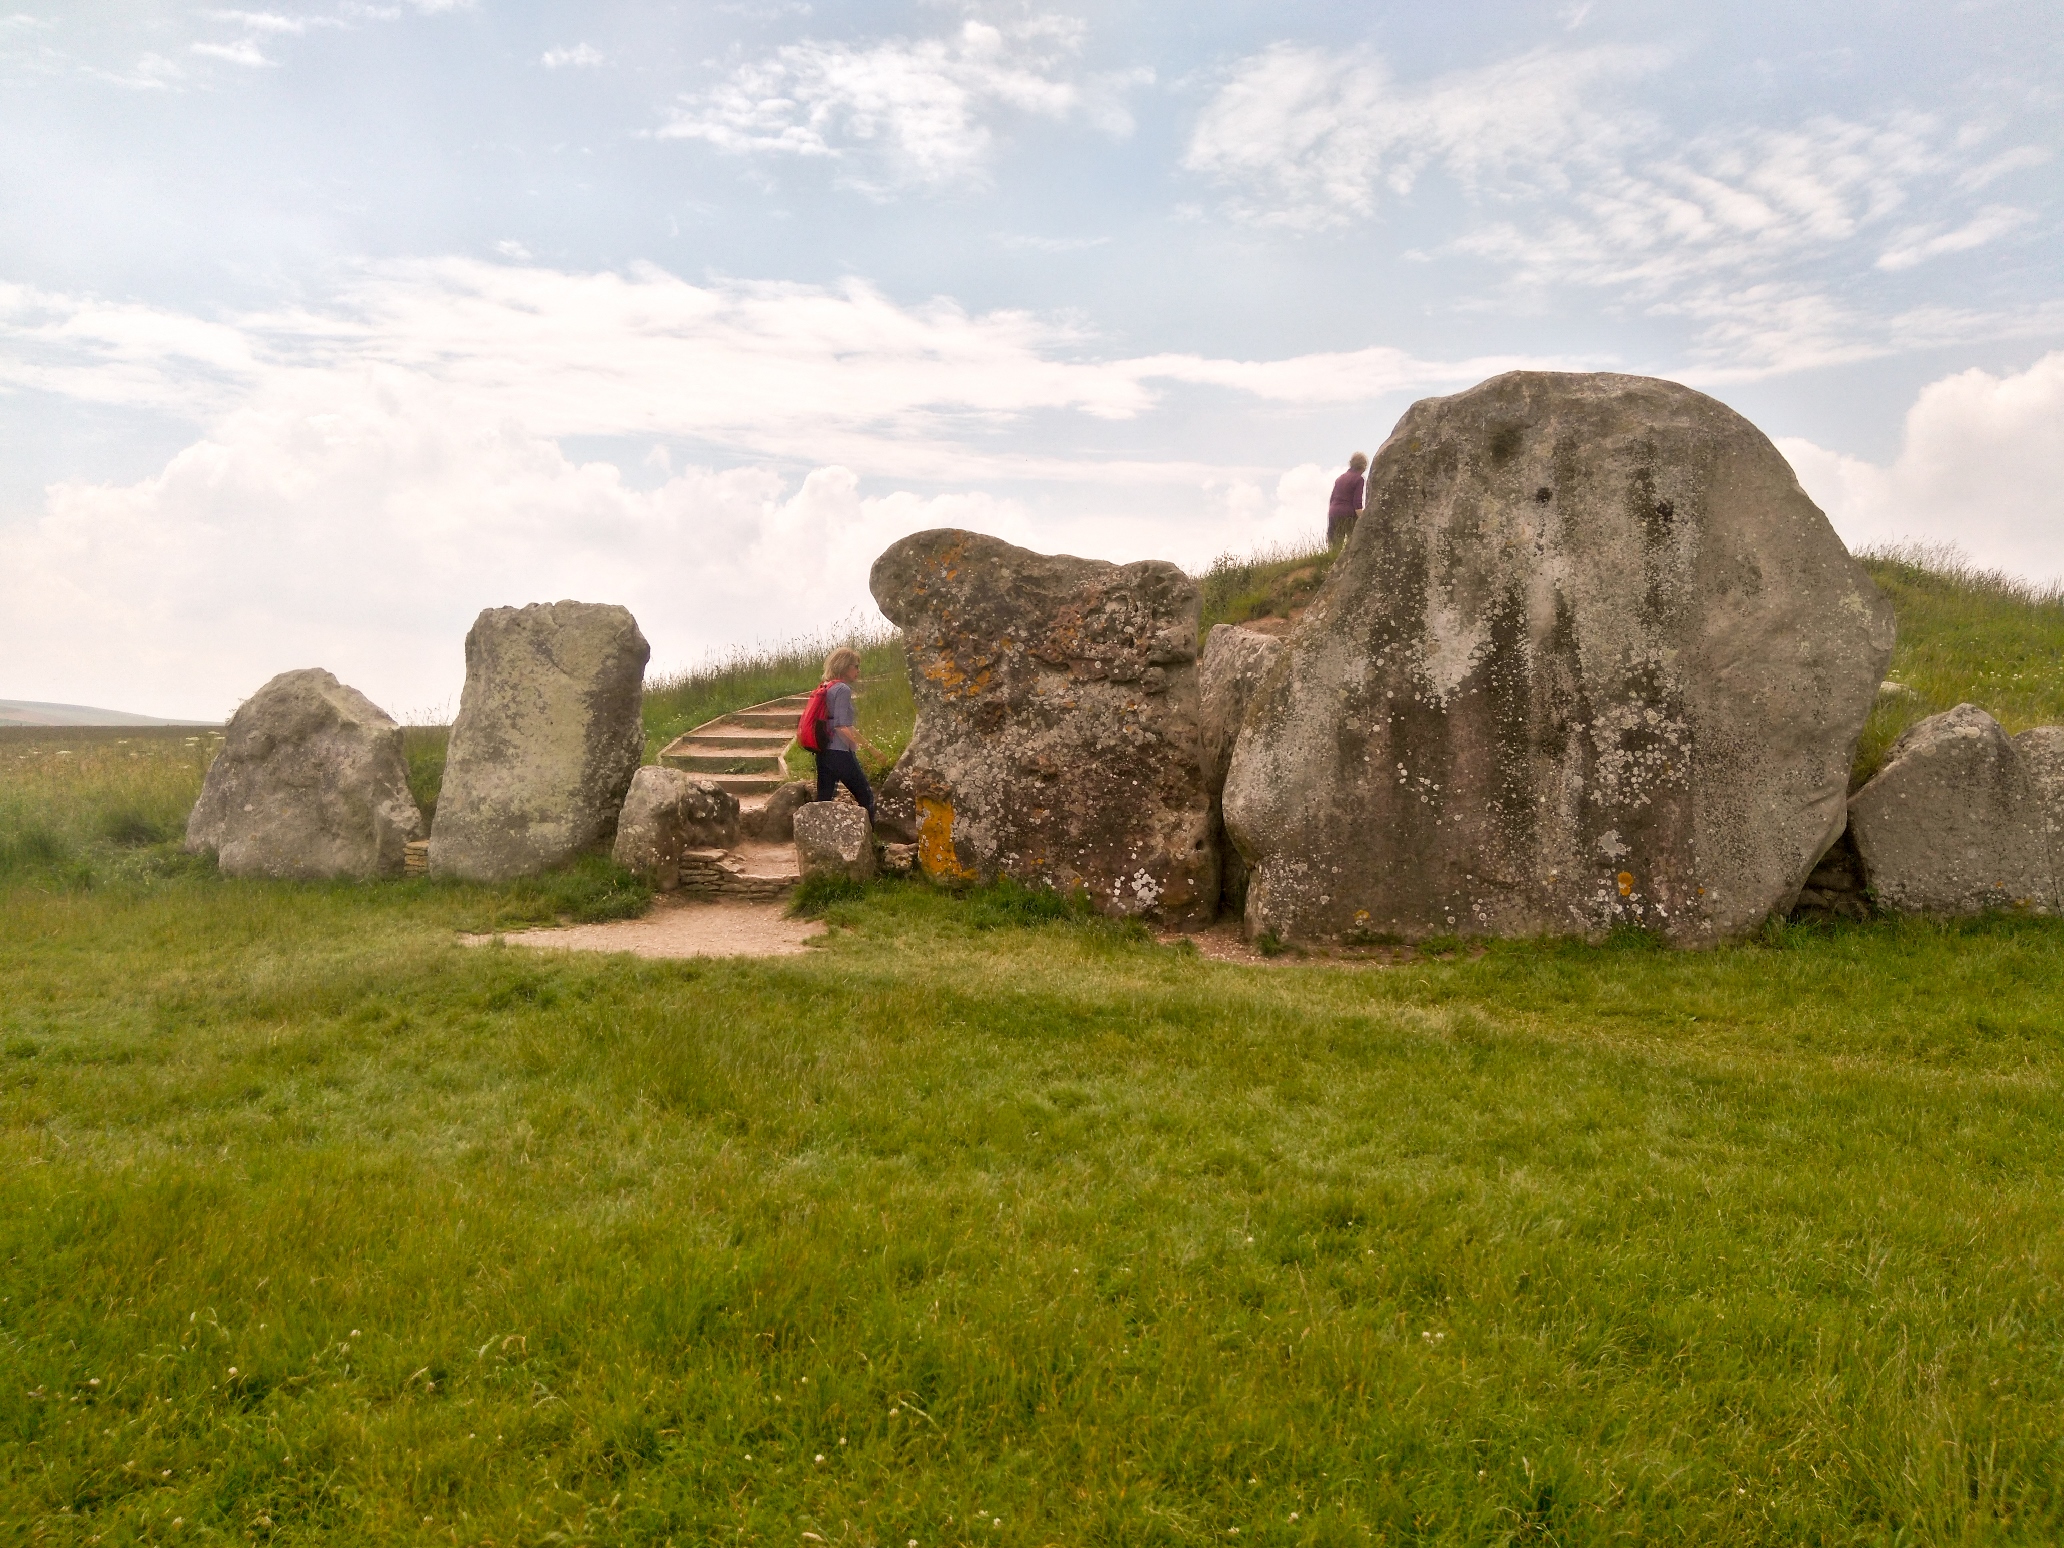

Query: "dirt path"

xmin=462 ymin=897 xmax=825 ymax=960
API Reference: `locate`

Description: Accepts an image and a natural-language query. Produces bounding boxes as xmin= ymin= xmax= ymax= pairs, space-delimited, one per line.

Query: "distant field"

xmin=0 ymin=699 xmax=218 ymax=729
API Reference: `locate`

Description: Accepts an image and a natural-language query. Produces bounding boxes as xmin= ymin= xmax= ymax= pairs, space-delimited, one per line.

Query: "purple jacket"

xmin=1329 ymin=466 xmax=1365 ymax=518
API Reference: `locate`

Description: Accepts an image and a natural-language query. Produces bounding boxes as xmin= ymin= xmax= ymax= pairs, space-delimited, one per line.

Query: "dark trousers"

xmin=814 ymin=746 xmax=875 ymax=823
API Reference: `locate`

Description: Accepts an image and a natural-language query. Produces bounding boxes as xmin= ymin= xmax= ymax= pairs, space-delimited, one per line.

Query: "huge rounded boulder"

xmin=1223 ymin=371 xmax=1895 ymax=946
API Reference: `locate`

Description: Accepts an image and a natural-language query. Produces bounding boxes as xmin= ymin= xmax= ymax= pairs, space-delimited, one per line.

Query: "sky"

xmin=2 ymin=1 xmax=2060 ymax=720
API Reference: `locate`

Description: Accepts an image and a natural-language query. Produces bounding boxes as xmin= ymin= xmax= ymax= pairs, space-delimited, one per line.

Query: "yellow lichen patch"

xmin=1617 ymin=871 xmax=1635 ymax=896
xmin=924 ymin=654 xmax=970 ymax=694
xmin=917 ymin=796 xmax=977 ymax=880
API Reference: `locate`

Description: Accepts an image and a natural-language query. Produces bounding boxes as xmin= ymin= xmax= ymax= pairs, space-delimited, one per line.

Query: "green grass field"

xmin=5 ymin=881 xmax=2063 ymax=1544
xmin=5 ymin=550 xmax=2064 ymax=1544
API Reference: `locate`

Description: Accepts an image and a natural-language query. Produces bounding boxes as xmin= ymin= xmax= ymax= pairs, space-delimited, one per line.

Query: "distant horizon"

xmin=0 ymin=698 xmax=222 ymax=729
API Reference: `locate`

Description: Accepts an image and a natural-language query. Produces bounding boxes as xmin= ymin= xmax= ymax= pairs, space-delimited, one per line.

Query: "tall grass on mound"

xmin=1197 ymin=537 xmax=1335 ymax=631
xmin=642 ymin=622 xmax=912 ymax=764
xmin=1853 ymin=543 xmax=2064 ymax=785
xmin=399 ymin=724 xmax=448 ymax=824
xmin=0 ymin=727 xmax=220 ymax=883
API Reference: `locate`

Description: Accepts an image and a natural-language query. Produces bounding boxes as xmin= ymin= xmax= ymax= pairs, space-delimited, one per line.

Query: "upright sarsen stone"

xmin=430 ymin=601 xmax=649 ymax=882
xmin=1223 ymin=371 xmax=1895 ymax=946
xmin=185 ymin=668 xmax=422 ymax=879
xmin=870 ymin=530 xmax=1216 ymax=925
xmin=1198 ymin=624 xmax=1284 ymax=917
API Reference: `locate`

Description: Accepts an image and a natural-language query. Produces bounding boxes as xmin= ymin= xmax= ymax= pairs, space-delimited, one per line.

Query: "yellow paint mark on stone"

xmin=917 ymin=796 xmax=976 ymax=881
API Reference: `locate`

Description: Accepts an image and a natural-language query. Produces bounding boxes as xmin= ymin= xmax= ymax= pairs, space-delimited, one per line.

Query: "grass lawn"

xmin=4 ymin=876 xmax=2064 ymax=1545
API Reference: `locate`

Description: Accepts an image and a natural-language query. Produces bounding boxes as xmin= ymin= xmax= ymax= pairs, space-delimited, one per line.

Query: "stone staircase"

xmin=655 ymin=693 xmax=813 ymax=900
xmin=657 ymin=693 xmax=809 ymax=799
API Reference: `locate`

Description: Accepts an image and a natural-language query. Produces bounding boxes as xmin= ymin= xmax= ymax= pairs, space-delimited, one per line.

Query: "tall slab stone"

xmin=2015 ymin=725 xmax=2064 ymax=904
xmin=185 ymin=668 xmax=423 ymax=879
xmin=430 ymin=601 xmax=649 ymax=882
xmin=1223 ymin=371 xmax=1895 ymax=946
xmin=1848 ymin=705 xmax=2052 ymax=915
xmin=870 ymin=530 xmax=1216 ymax=925
xmin=1198 ymin=624 xmax=1284 ymax=917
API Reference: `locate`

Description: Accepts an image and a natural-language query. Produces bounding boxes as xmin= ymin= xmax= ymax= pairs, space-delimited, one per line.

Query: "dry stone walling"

xmin=430 ymin=601 xmax=649 ymax=883
xmin=1223 ymin=371 xmax=1895 ymax=947
xmin=870 ymin=529 xmax=1217 ymax=926
xmin=1847 ymin=705 xmax=2060 ymax=915
xmin=185 ymin=668 xmax=423 ymax=880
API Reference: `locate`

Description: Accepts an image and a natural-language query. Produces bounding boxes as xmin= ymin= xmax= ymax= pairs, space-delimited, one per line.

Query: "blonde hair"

xmin=1349 ymin=451 xmax=1368 ymax=470
xmin=823 ymin=646 xmax=862 ymax=682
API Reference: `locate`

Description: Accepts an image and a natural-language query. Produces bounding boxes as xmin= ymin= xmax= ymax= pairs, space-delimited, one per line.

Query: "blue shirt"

xmin=825 ymin=680 xmax=856 ymax=731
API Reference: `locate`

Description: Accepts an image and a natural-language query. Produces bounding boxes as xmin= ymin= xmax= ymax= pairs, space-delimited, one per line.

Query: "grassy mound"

xmin=1853 ymin=544 xmax=2064 ymax=785
xmin=1198 ymin=540 xmax=1336 ymax=631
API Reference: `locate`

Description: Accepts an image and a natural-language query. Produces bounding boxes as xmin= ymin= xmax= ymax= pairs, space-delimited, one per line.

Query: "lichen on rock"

xmin=185 ymin=668 xmax=422 ymax=880
xmin=429 ymin=601 xmax=649 ymax=883
xmin=870 ymin=529 xmax=1216 ymax=926
xmin=1223 ymin=370 xmax=1894 ymax=947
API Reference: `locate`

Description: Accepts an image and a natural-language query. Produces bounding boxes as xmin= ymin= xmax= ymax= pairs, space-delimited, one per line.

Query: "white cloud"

xmin=541 ymin=43 xmax=603 ymax=70
xmin=190 ymin=38 xmax=275 ymax=67
xmin=0 ymin=261 xmax=1559 ymax=472
xmin=1184 ymin=42 xmax=1663 ymax=229
xmin=0 ymin=374 xmax=1030 ymax=719
xmin=1189 ymin=43 xmax=2055 ymax=376
xmin=206 ymin=10 xmax=346 ymax=35
xmin=658 ymin=17 xmax=1147 ymax=191
xmin=1876 ymin=204 xmax=2033 ymax=271
xmin=1781 ymin=351 xmax=2064 ymax=582
xmin=2 ymin=259 xmax=1545 ymax=716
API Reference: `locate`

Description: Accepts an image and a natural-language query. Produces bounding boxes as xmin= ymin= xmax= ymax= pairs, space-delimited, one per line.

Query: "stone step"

xmin=682 ymin=730 xmax=791 ymax=749
xmin=726 ymin=712 xmax=800 ymax=731
xmin=673 ymin=752 xmax=785 ymax=774
xmin=702 ymin=772 xmax=786 ymax=796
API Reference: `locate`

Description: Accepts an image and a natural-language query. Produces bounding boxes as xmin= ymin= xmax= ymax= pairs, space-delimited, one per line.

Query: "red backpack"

xmin=796 ymin=683 xmax=833 ymax=752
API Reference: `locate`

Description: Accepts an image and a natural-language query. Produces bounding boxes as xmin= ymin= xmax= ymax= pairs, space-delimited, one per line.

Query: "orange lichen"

xmin=1616 ymin=871 xmax=1635 ymax=896
xmin=917 ymin=796 xmax=977 ymax=881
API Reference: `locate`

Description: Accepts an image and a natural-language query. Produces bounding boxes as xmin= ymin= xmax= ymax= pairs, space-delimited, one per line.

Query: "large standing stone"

xmin=870 ymin=530 xmax=1217 ymax=925
xmin=793 ymin=801 xmax=875 ymax=883
xmin=2015 ymin=725 xmax=2064 ymax=903
xmin=612 ymin=766 xmax=740 ymax=890
xmin=429 ymin=602 xmax=649 ymax=882
xmin=185 ymin=668 xmax=422 ymax=879
xmin=1223 ymin=371 xmax=1895 ymax=946
xmin=1198 ymin=624 xmax=1284 ymax=916
xmin=1848 ymin=705 xmax=2051 ymax=915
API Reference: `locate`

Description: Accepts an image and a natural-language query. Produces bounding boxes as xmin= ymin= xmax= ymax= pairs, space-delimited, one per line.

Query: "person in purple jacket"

xmin=1327 ymin=452 xmax=1368 ymax=548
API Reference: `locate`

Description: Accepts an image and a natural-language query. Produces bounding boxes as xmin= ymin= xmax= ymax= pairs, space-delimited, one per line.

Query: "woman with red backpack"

xmin=798 ymin=646 xmax=877 ymax=823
